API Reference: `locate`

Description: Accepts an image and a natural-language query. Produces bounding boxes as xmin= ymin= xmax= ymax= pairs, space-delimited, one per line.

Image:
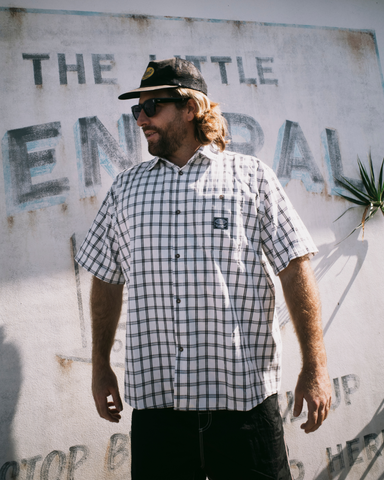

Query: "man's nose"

xmin=136 ymin=108 xmax=149 ymax=127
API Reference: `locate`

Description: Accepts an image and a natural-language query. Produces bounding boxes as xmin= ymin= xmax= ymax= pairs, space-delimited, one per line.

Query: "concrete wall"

xmin=0 ymin=2 xmax=384 ymax=479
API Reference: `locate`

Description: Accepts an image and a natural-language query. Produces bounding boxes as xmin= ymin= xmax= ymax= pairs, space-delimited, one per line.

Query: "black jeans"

xmin=131 ymin=394 xmax=292 ymax=480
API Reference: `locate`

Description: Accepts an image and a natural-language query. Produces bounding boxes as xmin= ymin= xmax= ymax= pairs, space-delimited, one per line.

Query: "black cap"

xmin=118 ymin=58 xmax=208 ymax=100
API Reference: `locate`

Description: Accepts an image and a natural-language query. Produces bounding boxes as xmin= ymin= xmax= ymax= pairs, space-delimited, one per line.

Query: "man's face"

xmin=136 ymin=90 xmax=189 ymax=161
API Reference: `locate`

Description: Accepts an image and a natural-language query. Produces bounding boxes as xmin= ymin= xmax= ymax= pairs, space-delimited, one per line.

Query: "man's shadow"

xmin=315 ymin=399 xmax=384 ymax=479
xmin=277 ymin=231 xmax=369 ymax=335
xmin=0 ymin=326 xmax=22 ymax=465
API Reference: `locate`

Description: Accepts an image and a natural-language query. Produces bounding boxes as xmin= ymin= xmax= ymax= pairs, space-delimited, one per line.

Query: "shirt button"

xmin=176 ymin=210 xmax=181 ymax=215
xmin=175 ymin=254 xmax=180 ymax=258
xmin=219 ymin=194 xmax=224 ymax=199
xmin=178 ymin=171 xmax=183 ymax=175
xmin=179 ymin=347 xmax=184 ymax=352
xmin=176 ymin=298 xmax=181 ymax=303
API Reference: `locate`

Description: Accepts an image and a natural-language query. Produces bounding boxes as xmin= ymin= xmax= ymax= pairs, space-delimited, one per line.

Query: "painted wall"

xmin=0 ymin=3 xmax=384 ymax=479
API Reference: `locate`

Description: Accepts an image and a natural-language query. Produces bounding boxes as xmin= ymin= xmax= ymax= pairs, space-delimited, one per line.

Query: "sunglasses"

xmin=131 ymin=98 xmax=185 ymax=121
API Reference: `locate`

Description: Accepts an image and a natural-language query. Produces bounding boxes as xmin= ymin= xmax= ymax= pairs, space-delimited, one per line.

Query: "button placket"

xmin=172 ymin=166 xmax=188 ymax=405
xmin=174 ymin=169 xmax=183 ymax=312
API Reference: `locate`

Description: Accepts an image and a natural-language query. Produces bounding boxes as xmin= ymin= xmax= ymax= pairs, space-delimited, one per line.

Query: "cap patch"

xmin=142 ymin=67 xmax=155 ymax=81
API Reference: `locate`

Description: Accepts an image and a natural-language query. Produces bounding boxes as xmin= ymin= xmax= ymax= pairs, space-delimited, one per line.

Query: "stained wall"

xmin=0 ymin=5 xmax=384 ymax=479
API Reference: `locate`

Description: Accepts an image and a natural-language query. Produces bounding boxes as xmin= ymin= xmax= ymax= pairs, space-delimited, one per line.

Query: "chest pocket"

xmin=187 ymin=192 xmax=247 ymax=254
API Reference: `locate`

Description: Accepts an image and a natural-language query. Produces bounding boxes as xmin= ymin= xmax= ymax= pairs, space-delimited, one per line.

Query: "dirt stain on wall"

xmin=56 ymin=355 xmax=73 ymax=371
xmin=339 ymin=29 xmax=376 ymax=65
xmin=9 ymin=7 xmax=26 ymax=23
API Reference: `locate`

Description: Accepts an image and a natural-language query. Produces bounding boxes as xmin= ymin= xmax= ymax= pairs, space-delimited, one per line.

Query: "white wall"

xmin=1 ymin=1 xmax=384 ymax=479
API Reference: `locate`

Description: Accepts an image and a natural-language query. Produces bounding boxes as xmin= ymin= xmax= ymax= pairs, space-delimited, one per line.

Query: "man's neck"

xmin=166 ymin=141 xmax=202 ymax=168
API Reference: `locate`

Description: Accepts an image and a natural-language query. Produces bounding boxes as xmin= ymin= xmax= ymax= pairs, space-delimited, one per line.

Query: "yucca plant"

xmin=334 ymin=152 xmax=384 ymax=241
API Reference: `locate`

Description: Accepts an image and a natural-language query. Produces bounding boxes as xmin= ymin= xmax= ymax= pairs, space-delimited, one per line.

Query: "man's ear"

xmin=185 ymin=98 xmax=197 ymax=121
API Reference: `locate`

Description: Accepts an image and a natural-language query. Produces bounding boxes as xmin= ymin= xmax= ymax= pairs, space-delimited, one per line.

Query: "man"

xmin=75 ymin=58 xmax=331 ymax=480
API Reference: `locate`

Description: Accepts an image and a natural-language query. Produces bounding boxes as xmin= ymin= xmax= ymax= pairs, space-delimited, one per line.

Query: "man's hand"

xmin=92 ymin=364 xmax=123 ymax=423
xmin=293 ymin=367 xmax=332 ymax=434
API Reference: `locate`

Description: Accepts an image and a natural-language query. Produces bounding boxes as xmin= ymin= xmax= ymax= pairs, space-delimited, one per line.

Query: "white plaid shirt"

xmin=75 ymin=144 xmax=317 ymax=411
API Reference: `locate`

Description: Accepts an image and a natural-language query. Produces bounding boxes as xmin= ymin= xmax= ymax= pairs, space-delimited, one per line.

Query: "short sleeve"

xmin=75 ymin=190 xmax=125 ymax=284
xmin=257 ymin=164 xmax=318 ymax=275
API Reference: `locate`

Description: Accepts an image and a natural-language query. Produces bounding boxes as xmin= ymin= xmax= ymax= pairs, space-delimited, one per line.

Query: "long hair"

xmin=172 ymin=88 xmax=229 ymax=152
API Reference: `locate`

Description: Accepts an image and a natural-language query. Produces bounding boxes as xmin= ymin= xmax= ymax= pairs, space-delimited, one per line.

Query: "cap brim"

xmin=118 ymin=85 xmax=177 ymax=100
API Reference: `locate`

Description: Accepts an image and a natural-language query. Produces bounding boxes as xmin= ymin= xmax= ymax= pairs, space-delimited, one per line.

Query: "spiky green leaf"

xmin=337 ymin=177 xmax=371 ymax=204
xmin=334 ymin=153 xmax=384 ymax=243
xmin=357 ymin=158 xmax=376 ymax=197
xmin=336 ymin=193 xmax=370 ymax=206
xmin=378 ymin=158 xmax=384 ymax=198
xmin=333 ymin=206 xmax=359 ymax=222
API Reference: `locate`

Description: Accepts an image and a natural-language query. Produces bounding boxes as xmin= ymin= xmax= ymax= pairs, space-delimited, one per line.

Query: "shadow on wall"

xmin=0 ymin=326 xmax=22 ymax=468
xmin=316 ymin=399 xmax=384 ymax=480
xmin=277 ymin=231 xmax=368 ymax=332
xmin=313 ymin=237 xmax=369 ymax=337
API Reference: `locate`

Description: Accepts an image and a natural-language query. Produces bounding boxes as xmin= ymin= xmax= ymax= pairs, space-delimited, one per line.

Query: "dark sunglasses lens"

xmin=131 ymin=105 xmax=141 ymax=120
xmin=131 ymin=99 xmax=157 ymax=120
xmin=143 ymin=99 xmax=156 ymax=117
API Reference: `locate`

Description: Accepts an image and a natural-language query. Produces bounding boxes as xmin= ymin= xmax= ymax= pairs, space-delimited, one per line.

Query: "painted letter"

xmin=321 ymin=128 xmax=363 ymax=195
xmin=117 ymin=114 xmax=142 ymax=165
xmin=211 ymin=56 xmax=232 ymax=84
xmin=222 ymin=113 xmax=264 ymax=156
xmin=364 ymin=433 xmax=383 ymax=460
xmin=326 ymin=444 xmax=345 ymax=474
xmin=0 ymin=461 xmax=19 ymax=480
xmin=21 ymin=456 xmax=43 ymax=480
xmin=74 ymin=116 xmax=136 ymax=198
xmin=341 ymin=374 xmax=360 ymax=406
xmin=58 ymin=54 xmax=86 ymax=85
xmin=92 ymin=54 xmax=117 ymax=84
xmin=289 ymin=459 xmax=305 ymax=480
xmin=279 ymin=391 xmax=306 ymax=424
xmin=330 ymin=377 xmax=341 ymax=410
xmin=2 ymin=122 xmax=69 ymax=215
xmin=236 ymin=57 xmax=257 ymax=85
xmin=40 ymin=451 xmax=66 ymax=480
xmin=256 ymin=57 xmax=278 ymax=85
xmin=22 ymin=54 xmax=50 ymax=85
xmin=273 ymin=120 xmax=324 ymax=193
xmin=186 ymin=56 xmax=207 ymax=72
xmin=108 ymin=433 xmax=129 ymax=471
xmin=346 ymin=438 xmax=363 ymax=466
xmin=67 ymin=446 xmax=89 ymax=480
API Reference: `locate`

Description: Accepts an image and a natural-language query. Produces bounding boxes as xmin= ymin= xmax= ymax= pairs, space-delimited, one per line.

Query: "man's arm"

xmin=90 ymin=276 xmax=124 ymax=423
xmin=278 ymin=256 xmax=332 ymax=433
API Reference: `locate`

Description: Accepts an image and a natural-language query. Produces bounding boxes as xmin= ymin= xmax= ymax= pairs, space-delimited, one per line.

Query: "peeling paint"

xmin=56 ymin=355 xmax=73 ymax=370
xmin=79 ymin=195 xmax=98 ymax=205
xmin=9 ymin=7 xmax=26 ymax=18
xmin=128 ymin=13 xmax=151 ymax=30
xmin=27 ymin=210 xmax=37 ymax=229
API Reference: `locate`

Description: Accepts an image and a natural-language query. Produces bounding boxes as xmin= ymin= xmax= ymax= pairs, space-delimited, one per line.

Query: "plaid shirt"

xmin=75 ymin=144 xmax=317 ymax=411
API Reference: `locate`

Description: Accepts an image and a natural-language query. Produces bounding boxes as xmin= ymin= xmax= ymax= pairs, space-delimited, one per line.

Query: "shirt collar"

xmin=145 ymin=144 xmax=221 ymax=171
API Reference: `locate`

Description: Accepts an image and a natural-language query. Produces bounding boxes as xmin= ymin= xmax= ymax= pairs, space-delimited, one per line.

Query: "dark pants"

xmin=131 ymin=394 xmax=292 ymax=480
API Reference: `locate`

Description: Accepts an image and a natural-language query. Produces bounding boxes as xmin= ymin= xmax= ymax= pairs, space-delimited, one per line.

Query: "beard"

xmin=145 ymin=111 xmax=189 ymax=160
